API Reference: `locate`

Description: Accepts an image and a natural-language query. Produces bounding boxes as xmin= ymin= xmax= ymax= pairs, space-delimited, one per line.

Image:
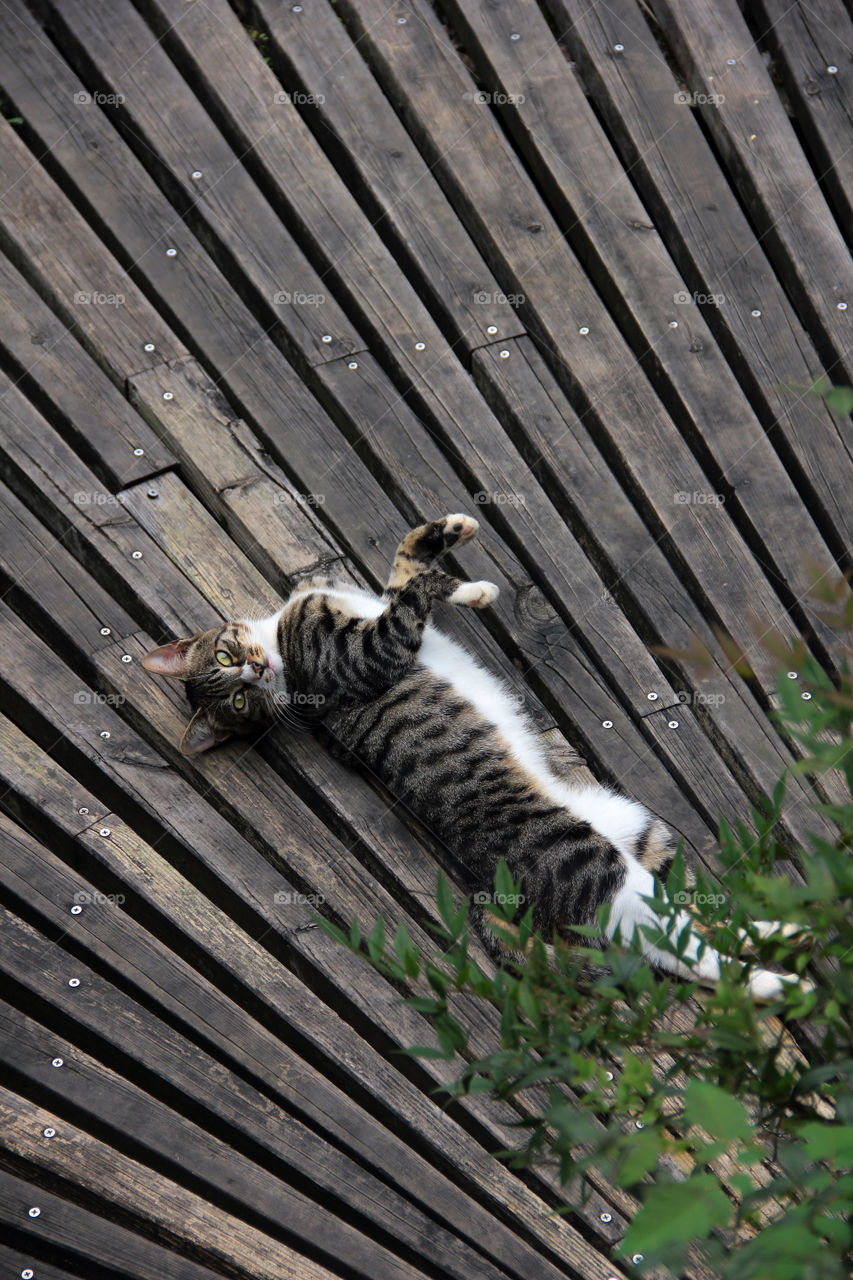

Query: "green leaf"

xmin=799 ymin=1122 xmax=853 ymax=1167
xmin=683 ymin=1079 xmax=752 ymax=1142
xmin=621 ymin=1175 xmax=732 ymax=1257
xmin=435 ymin=872 xmax=457 ymax=932
xmin=366 ymin=915 xmax=385 ymax=962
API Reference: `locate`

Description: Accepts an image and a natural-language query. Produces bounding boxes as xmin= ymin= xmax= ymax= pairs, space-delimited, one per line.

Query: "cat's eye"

xmin=215 ymin=649 xmax=233 ymax=666
xmin=232 ymin=690 xmax=247 ymax=711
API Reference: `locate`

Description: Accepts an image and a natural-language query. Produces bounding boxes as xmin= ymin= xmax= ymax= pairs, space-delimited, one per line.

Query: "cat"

xmin=142 ymin=513 xmax=806 ymax=1001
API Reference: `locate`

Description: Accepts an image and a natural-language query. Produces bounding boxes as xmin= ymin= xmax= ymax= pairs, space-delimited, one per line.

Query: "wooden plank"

xmin=758 ymin=0 xmax=853 ymax=237
xmin=0 ymin=1084 xmax=341 ymax=1280
xmin=433 ymin=0 xmax=851 ymax=611
xmin=0 ymin=253 xmax=175 ymax=488
xmin=0 ymin=801 xmax=605 ymax=1280
xmin=0 ymin=718 xmax=628 ymax=1276
xmin=545 ymin=0 xmax=853 ymax=567
xmin=646 ymin=0 xmax=853 ymax=377
xmin=0 ymin=1168 xmax=226 ymax=1280
xmin=322 ymin=0 xmax=838 ymax=691
xmin=0 ymin=994 xmax=453 ymax=1280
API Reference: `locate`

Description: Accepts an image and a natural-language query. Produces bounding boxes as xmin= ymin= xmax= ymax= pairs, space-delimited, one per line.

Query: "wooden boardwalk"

xmin=0 ymin=0 xmax=850 ymax=1275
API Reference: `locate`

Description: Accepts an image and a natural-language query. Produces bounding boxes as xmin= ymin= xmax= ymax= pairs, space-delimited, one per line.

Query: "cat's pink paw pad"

xmin=444 ymin=514 xmax=479 ymax=545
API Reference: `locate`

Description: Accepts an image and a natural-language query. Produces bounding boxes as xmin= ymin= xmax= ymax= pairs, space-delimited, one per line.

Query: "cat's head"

xmin=142 ymin=618 xmax=283 ymax=754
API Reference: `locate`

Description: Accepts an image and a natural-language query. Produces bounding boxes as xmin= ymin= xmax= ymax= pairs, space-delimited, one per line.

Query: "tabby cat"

xmin=143 ymin=514 xmax=805 ymax=1000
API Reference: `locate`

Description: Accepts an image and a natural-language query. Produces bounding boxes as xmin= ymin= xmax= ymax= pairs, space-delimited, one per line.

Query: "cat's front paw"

xmin=449 ymin=580 xmax=499 ymax=608
xmin=399 ymin=514 xmax=480 ymax=566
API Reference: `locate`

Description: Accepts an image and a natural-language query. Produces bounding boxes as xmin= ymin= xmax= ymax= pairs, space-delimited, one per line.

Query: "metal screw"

xmin=605 ymin=1070 xmax=614 ymax=1080
xmin=131 ymin=551 xmax=143 ymax=560
xmin=838 ymin=301 xmax=848 ymax=310
xmin=415 ymin=341 xmax=426 ymax=350
xmin=486 ymin=325 xmax=498 ymax=334
xmin=751 ymin=308 xmax=761 ymax=317
xmin=647 ymin=692 xmax=659 ymax=701
xmin=121 ymin=654 xmax=133 ymax=663
xmin=70 ymin=905 xmax=82 ymax=915
xmin=147 ymin=487 xmax=159 ymax=499
xmin=28 ymin=1207 xmax=40 ymax=1218
xmin=321 ymin=334 xmax=333 ymax=343
xmin=99 ymin=626 xmax=111 ymax=636
xmin=632 ymin=1255 xmax=644 ymax=1265
xmin=613 ymin=43 xmax=624 ymax=52
xmin=726 ymin=57 xmax=736 ymax=65
xmin=163 ymin=391 xmax=174 ymax=400
xmin=579 ymin=326 xmax=590 ymax=335
xmin=43 ymin=1127 xmax=55 ymax=1138
xmin=827 ymin=65 xmax=838 ymax=74
xmin=600 ymin=1211 xmax=613 ymax=1222
xmin=668 ymin=720 xmax=679 ymax=729
xmin=499 ymin=349 xmax=510 ymax=358
xmin=348 ymin=360 xmax=359 ymax=369
xmin=636 ymin=1120 xmax=645 ymax=1129
xmin=143 ymin=342 xmax=155 ymax=352
xmin=99 ymin=733 xmax=110 ymax=741
xmin=510 ymin=32 xmax=520 ymax=40
xmin=293 ymin=3 xmax=302 ymax=9
xmin=802 ymin=691 xmax=812 ymax=700
xmin=68 ymin=978 xmax=80 ymax=988
xmin=602 ymin=719 xmax=613 ymax=729
xmin=133 ymin=447 xmax=145 ymax=456
xmin=51 ymin=1057 xmax=63 ymax=1068
xmin=78 ymin=806 xmax=89 ymax=814
xmin=99 ymin=827 xmax=111 ymax=837
xmin=22 ymin=1271 xmax=35 ymax=1279
xmin=166 ymin=248 xmax=178 ymax=257
xmin=191 ymin=170 xmax=203 ymax=179
xmin=669 ymin=320 xmax=678 ymax=328
xmin=787 ymin=670 xmax=798 ymax=679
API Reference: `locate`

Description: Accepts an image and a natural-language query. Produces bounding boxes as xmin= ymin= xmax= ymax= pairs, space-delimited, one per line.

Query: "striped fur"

xmin=142 ymin=515 xmax=807 ymax=1000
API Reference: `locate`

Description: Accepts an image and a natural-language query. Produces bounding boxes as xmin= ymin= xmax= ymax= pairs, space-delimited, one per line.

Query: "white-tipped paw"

xmin=443 ymin=513 xmax=479 ymax=546
xmin=449 ymin=580 xmax=500 ymax=608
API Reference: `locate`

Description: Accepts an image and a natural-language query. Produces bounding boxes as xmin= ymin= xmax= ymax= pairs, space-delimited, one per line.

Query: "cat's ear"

xmin=141 ymin=637 xmax=196 ymax=678
xmin=180 ymin=711 xmax=231 ymax=755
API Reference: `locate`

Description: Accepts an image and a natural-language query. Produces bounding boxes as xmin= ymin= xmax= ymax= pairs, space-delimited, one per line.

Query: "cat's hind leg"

xmin=388 ymin=514 xmax=498 ymax=607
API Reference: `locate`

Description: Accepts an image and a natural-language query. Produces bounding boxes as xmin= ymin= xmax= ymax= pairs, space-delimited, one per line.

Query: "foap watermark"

xmin=673 ymin=290 xmax=725 ymax=307
xmin=273 ymin=90 xmax=325 ymax=105
xmin=272 ymin=491 xmax=326 ymax=507
xmin=672 ymin=889 xmax=726 ymax=908
xmin=473 ymin=490 xmax=525 ymax=506
xmin=676 ymin=690 xmax=726 ymax=707
xmin=473 ymin=289 xmax=526 ymax=306
xmin=74 ymin=291 xmax=125 ymax=307
xmin=473 ymin=889 xmax=526 ymax=907
xmin=73 ymin=889 xmax=126 ymax=906
xmin=464 ymin=89 xmax=526 ymax=105
xmin=674 ymin=491 xmax=725 ymax=506
xmin=74 ymin=491 xmax=120 ymax=507
xmin=673 ymin=91 xmax=725 ymax=106
xmin=73 ymin=90 xmax=126 ymax=106
xmin=273 ymin=289 xmax=325 ymax=306
xmin=274 ymin=889 xmax=326 ymax=905
xmin=274 ymin=690 xmax=326 ymax=709
xmin=73 ymin=691 xmax=126 ymax=706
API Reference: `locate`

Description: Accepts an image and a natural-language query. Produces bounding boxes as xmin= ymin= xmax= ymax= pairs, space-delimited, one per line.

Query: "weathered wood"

xmin=0 ymin=1083 xmax=341 ymax=1280
xmin=545 ymin=0 xmax=853 ymax=566
xmin=647 ymin=0 xmax=853 ymax=379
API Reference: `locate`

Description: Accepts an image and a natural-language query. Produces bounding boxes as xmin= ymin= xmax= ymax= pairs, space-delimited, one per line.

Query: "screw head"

xmin=43 ymin=1127 xmax=55 ymax=1138
xmin=166 ymin=247 xmax=178 ymax=257
xmin=726 ymin=57 xmax=736 ymax=65
xmin=415 ymin=341 xmax=426 ymax=350
xmin=131 ymin=551 xmax=143 ymax=560
xmin=499 ymin=349 xmax=510 ymax=358
xmin=292 ymin=3 xmax=302 ymax=9
xmin=99 ymin=626 xmax=111 ymax=636
xmin=647 ymin=691 xmax=659 ymax=701
xmin=147 ymin=487 xmax=159 ymax=499
xmin=787 ymin=670 xmax=798 ymax=679
xmin=191 ymin=170 xmax=203 ymax=179
xmin=70 ymin=905 xmax=82 ymax=915
xmin=827 ymin=65 xmax=838 ymax=74
xmin=605 ymin=1070 xmax=614 ymax=1080
xmin=613 ymin=43 xmax=624 ymax=52
xmin=78 ymin=806 xmax=89 ymax=815
xmin=99 ymin=732 xmax=111 ymax=741
xmin=143 ymin=342 xmax=155 ymax=352
xmin=22 ymin=1270 xmax=35 ymax=1279
xmin=668 ymin=720 xmax=679 ymax=729
xmin=133 ymin=447 xmax=145 ymax=456
xmin=632 ymin=1255 xmax=644 ymax=1264
xmin=751 ymin=308 xmax=762 ymax=317
xmin=579 ymin=326 xmax=590 ymax=335
xmin=99 ymin=827 xmax=111 ymax=837
xmin=602 ymin=719 xmax=613 ymax=729
xmin=121 ymin=654 xmax=133 ymax=663
xmin=486 ymin=325 xmax=498 ymax=334
xmin=51 ymin=1057 xmax=63 ymax=1068
xmin=636 ymin=1120 xmax=645 ymax=1129
xmin=321 ymin=334 xmax=333 ymax=343
xmin=68 ymin=978 xmax=80 ymax=988
xmin=600 ymin=1211 xmax=613 ymax=1222
xmin=802 ymin=691 xmax=813 ymax=700
xmin=348 ymin=360 xmax=359 ymax=369
xmin=510 ymin=32 xmax=520 ymax=39
xmin=163 ymin=391 xmax=174 ymax=400
xmin=838 ymin=301 xmax=848 ymax=310
xmin=28 ymin=1207 xmax=40 ymax=1218
xmin=669 ymin=320 xmax=678 ymax=328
